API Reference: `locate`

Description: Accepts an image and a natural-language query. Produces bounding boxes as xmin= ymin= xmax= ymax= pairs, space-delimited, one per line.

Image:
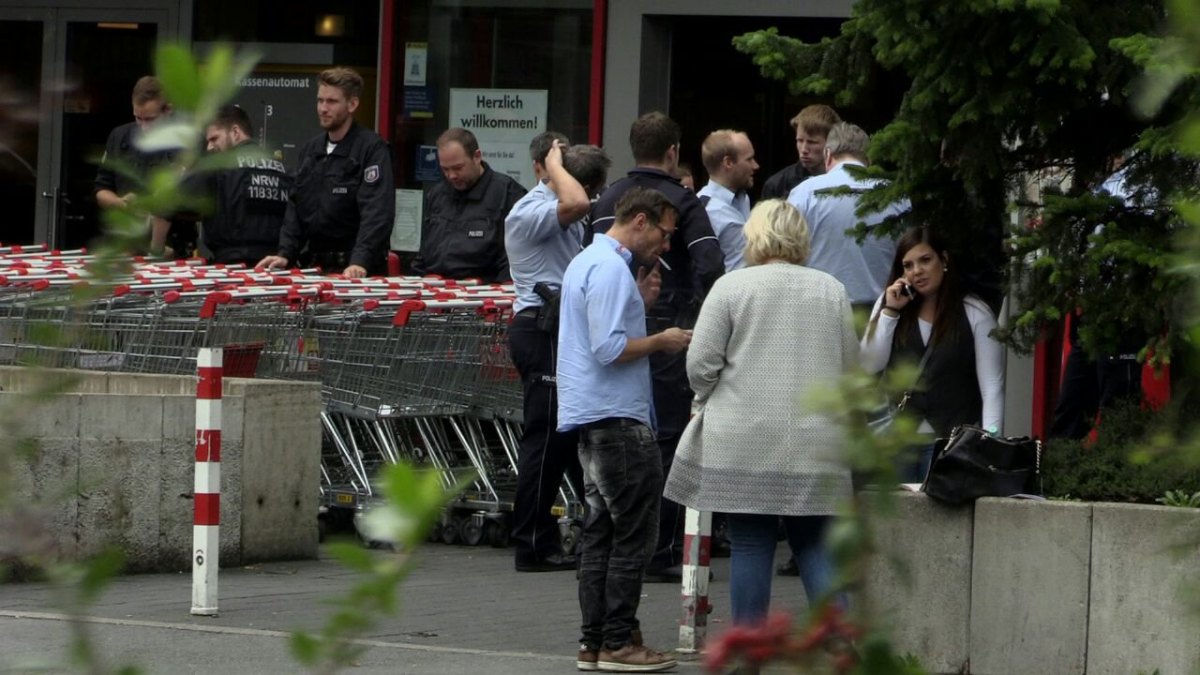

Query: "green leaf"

xmin=289 ymin=631 xmax=320 ymax=665
xmin=327 ymin=541 xmax=375 ymax=572
xmin=155 ymin=45 xmax=202 ymax=112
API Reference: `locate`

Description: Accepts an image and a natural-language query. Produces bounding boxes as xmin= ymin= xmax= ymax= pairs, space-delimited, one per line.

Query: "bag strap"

xmin=895 ymin=342 xmax=934 ymax=411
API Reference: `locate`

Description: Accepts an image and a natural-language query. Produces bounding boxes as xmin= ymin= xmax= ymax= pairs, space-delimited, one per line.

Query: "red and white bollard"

xmin=191 ymin=347 xmax=222 ymax=616
xmin=678 ymin=507 xmax=713 ymax=653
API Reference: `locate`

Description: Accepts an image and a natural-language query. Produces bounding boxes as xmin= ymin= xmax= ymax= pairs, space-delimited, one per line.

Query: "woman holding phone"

xmin=861 ymin=227 xmax=1005 ymax=482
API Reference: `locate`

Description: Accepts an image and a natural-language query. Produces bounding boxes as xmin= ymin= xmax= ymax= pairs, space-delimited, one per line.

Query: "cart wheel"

xmin=427 ymin=521 xmax=443 ymax=544
xmin=561 ymin=523 xmax=582 ymax=557
xmin=441 ymin=517 xmax=461 ymax=545
xmin=459 ymin=517 xmax=484 ymax=547
xmin=485 ymin=520 xmax=511 ymax=548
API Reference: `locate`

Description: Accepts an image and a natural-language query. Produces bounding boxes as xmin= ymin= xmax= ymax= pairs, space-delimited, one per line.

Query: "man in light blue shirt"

xmin=557 ymin=187 xmax=691 ymax=672
xmin=788 ymin=122 xmax=909 ymax=306
xmin=505 ymin=140 xmax=611 ymax=573
xmin=696 ymin=129 xmax=758 ymax=271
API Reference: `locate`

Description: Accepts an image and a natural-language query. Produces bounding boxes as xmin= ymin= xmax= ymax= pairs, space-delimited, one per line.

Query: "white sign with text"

xmin=449 ymin=88 xmax=548 ymax=188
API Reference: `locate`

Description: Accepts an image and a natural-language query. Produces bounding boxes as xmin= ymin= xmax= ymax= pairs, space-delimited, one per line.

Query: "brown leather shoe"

xmin=596 ymin=644 xmax=677 ymax=672
xmin=581 ymin=630 xmax=639 ymax=670
xmin=577 ymin=644 xmax=599 ymax=671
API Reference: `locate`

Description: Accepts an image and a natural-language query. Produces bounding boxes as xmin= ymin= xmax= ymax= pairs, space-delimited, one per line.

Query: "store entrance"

xmin=665 ymin=15 xmax=844 ymax=200
xmin=0 ymin=6 xmax=164 ymax=248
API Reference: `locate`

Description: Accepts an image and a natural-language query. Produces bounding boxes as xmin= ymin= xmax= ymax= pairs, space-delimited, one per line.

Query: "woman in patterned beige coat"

xmin=664 ymin=199 xmax=858 ymax=626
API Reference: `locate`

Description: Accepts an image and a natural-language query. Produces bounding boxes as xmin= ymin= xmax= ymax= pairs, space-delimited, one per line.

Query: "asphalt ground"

xmin=0 ymin=540 xmax=808 ymax=674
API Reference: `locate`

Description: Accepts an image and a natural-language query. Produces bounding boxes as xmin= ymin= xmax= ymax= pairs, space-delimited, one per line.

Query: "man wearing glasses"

xmin=590 ymin=112 xmax=725 ymax=582
xmin=95 ymin=75 xmax=192 ymax=256
xmin=558 ymin=187 xmax=691 ymax=673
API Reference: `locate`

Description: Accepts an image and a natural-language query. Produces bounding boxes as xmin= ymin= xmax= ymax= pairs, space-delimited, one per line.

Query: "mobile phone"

xmin=901 ymin=283 xmax=916 ymax=300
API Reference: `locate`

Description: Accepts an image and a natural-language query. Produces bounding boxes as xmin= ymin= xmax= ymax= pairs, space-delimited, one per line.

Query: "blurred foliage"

xmin=290 ymin=464 xmax=466 ymax=674
xmin=1042 ymin=398 xmax=1200 ymax=503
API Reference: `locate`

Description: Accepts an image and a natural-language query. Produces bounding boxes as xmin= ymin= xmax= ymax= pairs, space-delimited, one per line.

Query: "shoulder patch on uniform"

xmin=364 ymin=165 xmax=380 ymax=184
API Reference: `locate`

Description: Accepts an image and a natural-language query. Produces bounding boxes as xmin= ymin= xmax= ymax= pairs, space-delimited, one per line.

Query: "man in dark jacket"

xmin=591 ymin=111 xmax=725 ymax=580
xmin=258 ymin=67 xmax=394 ymax=278
xmin=193 ymin=105 xmax=291 ymax=267
xmin=759 ymin=104 xmax=841 ymax=201
xmin=94 ymin=75 xmax=191 ymax=256
xmin=411 ymin=128 xmax=526 ymax=282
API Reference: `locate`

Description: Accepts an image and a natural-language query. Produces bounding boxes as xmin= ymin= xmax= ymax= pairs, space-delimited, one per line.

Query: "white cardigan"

xmin=663 ymin=263 xmax=858 ymax=516
xmin=860 ymin=294 xmax=1005 ymax=433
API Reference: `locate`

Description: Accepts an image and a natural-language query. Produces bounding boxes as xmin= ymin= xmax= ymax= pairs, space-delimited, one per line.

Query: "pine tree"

xmin=735 ymin=0 xmax=1200 ymax=361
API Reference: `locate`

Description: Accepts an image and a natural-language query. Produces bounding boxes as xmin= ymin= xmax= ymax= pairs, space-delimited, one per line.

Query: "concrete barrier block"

xmin=75 ymin=440 xmax=162 ymax=571
xmin=238 ymin=382 xmax=321 ymax=561
xmin=79 ymin=394 xmax=163 ymax=441
xmin=157 ymin=437 xmax=198 ymax=571
xmin=1087 ymin=503 xmax=1200 ymax=675
xmin=970 ymin=499 xmax=1091 ymax=675
xmin=104 ymin=372 xmax=195 ymax=396
xmin=0 ymin=391 xmax=80 ymax=439
xmin=0 ymin=366 xmax=106 ymax=394
xmin=864 ymin=491 xmax=973 ymax=674
xmin=7 ymin=438 xmax=79 ymax=561
xmin=156 ymin=435 xmax=243 ymax=570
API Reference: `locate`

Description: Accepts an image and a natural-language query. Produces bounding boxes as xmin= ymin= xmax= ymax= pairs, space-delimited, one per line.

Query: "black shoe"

xmin=776 ymin=558 xmax=799 ymax=577
xmin=515 ymin=552 xmax=578 ymax=572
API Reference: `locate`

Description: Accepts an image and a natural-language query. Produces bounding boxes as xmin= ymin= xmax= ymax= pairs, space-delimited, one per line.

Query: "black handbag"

xmin=922 ymin=425 xmax=1042 ymax=505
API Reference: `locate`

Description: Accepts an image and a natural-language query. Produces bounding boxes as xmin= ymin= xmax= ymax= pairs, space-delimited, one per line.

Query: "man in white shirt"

xmin=788 ymin=122 xmax=908 ymax=308
xmin=696 ymin=130 xmax=758 ymax=272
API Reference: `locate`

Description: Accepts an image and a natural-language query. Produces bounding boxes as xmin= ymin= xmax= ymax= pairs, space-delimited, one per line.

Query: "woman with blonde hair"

xmin=664 ymin=199 xmax=858 ymax=625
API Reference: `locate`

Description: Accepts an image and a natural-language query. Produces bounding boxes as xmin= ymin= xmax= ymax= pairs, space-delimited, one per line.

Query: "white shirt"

xmin=696 ymin=180 xmax=750 ymax=272
xmin=860 ymin=295 xmax=1005 ymax=434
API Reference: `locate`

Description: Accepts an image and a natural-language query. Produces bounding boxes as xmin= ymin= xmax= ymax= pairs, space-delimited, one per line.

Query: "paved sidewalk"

xmin=0 ymin=542 xmax=809 ymax=674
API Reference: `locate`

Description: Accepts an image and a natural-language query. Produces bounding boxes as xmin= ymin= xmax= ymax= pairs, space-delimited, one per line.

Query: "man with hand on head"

xmin=258 ymin=67 xmax=394 ymax=278
xmin=505 ymin=139 xmax=611 ymax=573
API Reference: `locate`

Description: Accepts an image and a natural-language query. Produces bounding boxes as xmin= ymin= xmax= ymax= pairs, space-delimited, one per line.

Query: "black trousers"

xmin=507 ymin=314 xmax=583 ymax=563
xmin=646 ymin=341 xmax=689 ymax=572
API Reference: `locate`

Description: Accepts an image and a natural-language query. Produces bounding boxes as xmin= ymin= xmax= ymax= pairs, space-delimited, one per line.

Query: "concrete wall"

xmin=970 ymin=500 xmax=1091 ymax=675
xmin=1087 ymin=503 xmax=1200 ymax=675
xmin=866 ymin=494 xmax=1200 ymax=674
xmin=863 ymin=491 xmax=973 ymax=674
xmin=3 ymin=367 xmax=320 ymax=574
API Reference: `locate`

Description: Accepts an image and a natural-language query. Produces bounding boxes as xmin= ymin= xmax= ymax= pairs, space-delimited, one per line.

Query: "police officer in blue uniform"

xmin=258 ymin=67 xmax=394 ymax=278
xmin=192 ymin=105 xmax=292 ymax=267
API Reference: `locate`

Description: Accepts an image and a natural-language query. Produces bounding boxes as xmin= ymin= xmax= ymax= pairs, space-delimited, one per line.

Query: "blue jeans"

xmin=726 ymin=513 xmax=836 ymax=626
xmin=577 ymin=421 xmax=662 ymax=650
xmin=900 ymin=442 xmax=936 ymax=484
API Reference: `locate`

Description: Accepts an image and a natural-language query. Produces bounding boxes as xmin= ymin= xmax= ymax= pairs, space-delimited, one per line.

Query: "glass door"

xmin=0 ymin=6 xmax=165 ymax=247
xmin=0 ymin=8 xmax=52 ymax=246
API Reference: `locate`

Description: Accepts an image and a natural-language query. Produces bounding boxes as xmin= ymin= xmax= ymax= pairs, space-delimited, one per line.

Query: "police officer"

xmin=411 ymin=128 xmax=525 ymax=281
xmin=505 ymin=140 xmax=611 ymax=572
xmin=94 ymin=75 xmax=193 ymax=256
xmin=258 ymin=67 xmax=394 ymax=278
xmin=190 ymin=105 xmax=292 ymax=267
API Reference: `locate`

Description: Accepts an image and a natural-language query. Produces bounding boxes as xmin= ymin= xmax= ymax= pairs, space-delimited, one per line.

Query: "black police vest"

xmin=889 ymin=308 xmax=982 ymax=437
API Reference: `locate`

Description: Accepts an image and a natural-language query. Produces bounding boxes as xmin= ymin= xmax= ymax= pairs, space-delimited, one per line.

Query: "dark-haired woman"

xmin=861 ymin=228 xmax=1005 ymax=481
